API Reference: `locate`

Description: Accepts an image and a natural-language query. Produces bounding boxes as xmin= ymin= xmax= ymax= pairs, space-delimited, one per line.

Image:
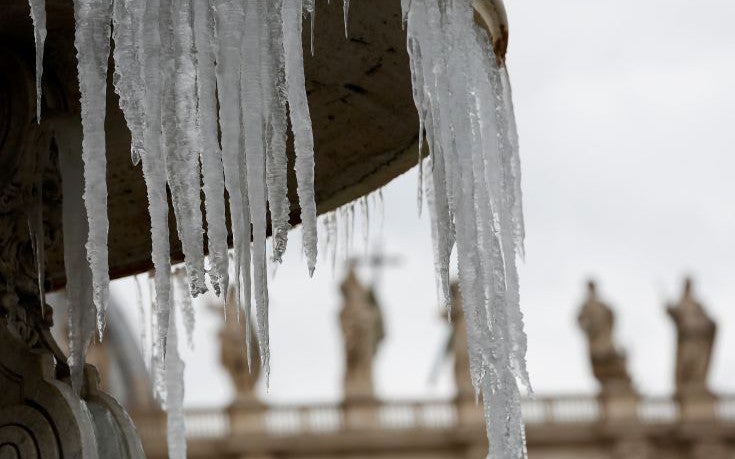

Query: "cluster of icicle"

xmin=404 ymin=1 xmax=530 ymax=458
xmin=30 ymin=0 xmax=530 ymax=456
xmin=74 ymin=0 xmax=319 ymax=457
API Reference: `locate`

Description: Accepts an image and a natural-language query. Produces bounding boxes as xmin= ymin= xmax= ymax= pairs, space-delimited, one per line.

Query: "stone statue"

xmin=218 ymin=287 xmax=261 ymax=404
xmin=667 ymin=278 xmax=716 ymax=398
xmin=339 ymin=263 xmax=384 ymax=400
xmin=578 ymin=281 xmax=635 ymax=397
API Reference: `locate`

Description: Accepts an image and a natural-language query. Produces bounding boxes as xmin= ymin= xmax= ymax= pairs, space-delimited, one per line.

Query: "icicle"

xmin=263 ymin=0 xmax=292 ymax=264
xmin=165 ymin=303 xmax=186 ymax=459
xmin=139 ymin=0 xmax=175 ymax=388
xmin=242 ymin=0 xmax=271 ymax=381
xmin=28 ymin=0 xmax=46 ymax=122
xmin=283 ymin=0 xmax=318 ymax=277
xmin=72 ymin=0 xmax=113 ymax=338
xmin=134 ymin=274 xmax=146 ymax=350
xmin=55 ymin=117 xmax=96 ymax=395
xmin=422 ymin=157 xmax=453 ymax=313
xmin=173 ymin=267 xmax=195 ymax=349
xmin=498 ymin=66 xmax=526 ymax=257
xmin=27 ymin=169 xmax=46 ymax=315
xmin=342 ymin=0 xmax=350 ymax=38
xmin=403 ymin=1 xmax=528 ymax=456
xmin=302 ymin=0 xmax=315 ymax=55
xmin=111 ymin=0 xmax=146 ymax=166
xmin=193 ymin=0 xmax=229 ymax=297
xmin=213 ymin=0 xmax=251 ymax=350
xmin=361 ymin=196 xmax=369 ymax=255
xmin=166 ymin=0 xmax=207 ymax=297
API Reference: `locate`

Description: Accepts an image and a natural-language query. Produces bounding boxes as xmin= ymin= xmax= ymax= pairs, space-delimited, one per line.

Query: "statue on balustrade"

xmin=339 ymin=263 xmax=384 ymax=400
xmin=667 ymin=278 xmax=716 ymax=398
xmin=218 ymin=287 xmax=261 ymax=404
xmin=578 ymin=281 xmax=635 ymax=397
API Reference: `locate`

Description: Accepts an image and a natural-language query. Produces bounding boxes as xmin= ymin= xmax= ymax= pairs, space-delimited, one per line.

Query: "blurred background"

xmin=56 ymin=0 xmax=735 ymax=457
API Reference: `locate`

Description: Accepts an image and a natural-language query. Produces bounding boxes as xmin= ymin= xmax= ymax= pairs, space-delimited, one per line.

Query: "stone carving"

xmin=218 ymin=287 xmax=261 ymax=403
xmin=578 ymin=281 xmax=635 ymax=397
xmin=339 ymin=263 xmax=384 ymax=400
xmin=667 ymin=278 xmax=716 ymax=398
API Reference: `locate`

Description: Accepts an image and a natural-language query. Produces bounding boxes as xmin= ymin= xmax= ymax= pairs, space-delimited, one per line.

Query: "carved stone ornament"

xmin=0 ymin=46 xmax=143 ymax=458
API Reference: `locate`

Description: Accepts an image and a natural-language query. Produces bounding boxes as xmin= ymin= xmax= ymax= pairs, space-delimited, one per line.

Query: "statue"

xmin=577 ymin=281 xmax=635 ymax=397
xmin=339 ymin=263 xmax=384 ymax=400
xmin=217 ymin=287 xmax=261 ymax=404
xmin=667 ymin=278 xmax=716 ymax=398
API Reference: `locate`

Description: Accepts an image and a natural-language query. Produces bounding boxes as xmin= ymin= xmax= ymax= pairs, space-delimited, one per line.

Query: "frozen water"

xmin=28 ymin=0 xmax=46 ymax=121
xmin=165 ymin=303 xmax=186 ymax=459
xmin=283 ymin=0 xmax=318 ymax=276
xmin=193 ymin=0 xmax=229 ymax=297
xmin=403 ymin=0 xmax=528 ymax=456
xmin=72 ymin=0 xmax=113 ymax=338
xmin=61 ymin=0 xmax=529 ymax=456
xmin=56 ymin=118 xmax=96 ymax=394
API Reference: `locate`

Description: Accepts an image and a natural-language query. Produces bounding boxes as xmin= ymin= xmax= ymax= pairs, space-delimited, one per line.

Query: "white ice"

xmin=403 ymin=1 xmax=529 ymax=457
xmin=72 ymin=0 xmax=113 ymax=338
xmin=55 ymin=118 xmax=96 ymax=394
xmin=193 ymin=0 xmax=229 ymax=297
xmin=28 ymin=0 xmax=46 ymax=122
xmin=283 ymin=0 xmax=318 ymax=277
xmin=165 ymin=303 xmax=186 ymax=459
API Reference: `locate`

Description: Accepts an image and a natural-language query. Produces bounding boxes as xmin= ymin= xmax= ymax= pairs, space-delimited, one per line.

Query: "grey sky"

xmin=112 ymin=0 xmax=735 ymax=407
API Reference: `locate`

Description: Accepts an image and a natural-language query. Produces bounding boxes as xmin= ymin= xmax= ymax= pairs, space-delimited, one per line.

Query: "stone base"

xmin=228 ymin=396 xmax=266 ymax=434
xmin=342 ymin=395 xmax=380 ymax=430
xmin=677 ymin=389 xmax=717 ymax=422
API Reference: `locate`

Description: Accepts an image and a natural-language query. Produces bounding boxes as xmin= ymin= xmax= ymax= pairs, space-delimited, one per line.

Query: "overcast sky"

xmin=112 ymin=0 xmax=735 ymax=408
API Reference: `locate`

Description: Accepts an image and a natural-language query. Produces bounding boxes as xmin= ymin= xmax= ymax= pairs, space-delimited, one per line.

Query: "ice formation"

xmin=28 ymin=0 xmax=46 ymax=122
xmin=165 ymin=303 xmax=186 ymax=459
xmin=73 ymin=0 xmax=113 ymax=338
xmin=56 ymin=118 xmax=97 ymax=394
xmin=404 ymin=1 xmax=529 ymax=457
xmin=38 ymin=0 xmax=529 ymax=456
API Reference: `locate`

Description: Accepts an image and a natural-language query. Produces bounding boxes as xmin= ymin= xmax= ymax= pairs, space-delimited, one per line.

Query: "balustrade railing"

xmin=134 ymin=395 xmax=735 ymax=441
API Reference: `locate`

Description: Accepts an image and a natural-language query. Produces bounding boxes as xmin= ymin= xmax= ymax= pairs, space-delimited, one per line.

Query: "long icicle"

xmin=165 ymin=300 xmax=186 ymax=459
xmin=111 ymin=0 xmax=146 ymax=165
xmin=168 ymin=0 xmax=207 ymax=297
xmin=403 ymin=1 xmax=528 ymax=456
xmin=193 ymin=0 xmax=229 ymax=297
xmin=28 ymin=0 xmax=46 ymax=122
xmin=242 ymin=0 xmax=271 ymax=381
xmin=283 ymin=0 xmax=318 ymax=277
xmin=56 ymin=118 xmax=96 ymax=394
xmin=72 ymin=0 xmax=113 ymax=338
xmin=139 ymin=0 xmax=174 ymax=395
xmin=263 ymin=0 xmax=291 ymax=264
